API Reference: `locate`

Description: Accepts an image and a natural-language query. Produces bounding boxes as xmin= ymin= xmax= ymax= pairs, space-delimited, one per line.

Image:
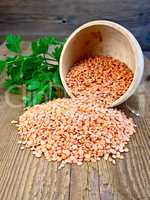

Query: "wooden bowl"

xmin=60 ymin=20 xmax=144 ymax=107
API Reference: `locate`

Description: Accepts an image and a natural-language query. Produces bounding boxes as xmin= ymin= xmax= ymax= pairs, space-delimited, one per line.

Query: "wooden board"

xmin=0 ymin=0 xmax=150 ymax=53
xmin=0 ymin=44 xmax=150 ymax=200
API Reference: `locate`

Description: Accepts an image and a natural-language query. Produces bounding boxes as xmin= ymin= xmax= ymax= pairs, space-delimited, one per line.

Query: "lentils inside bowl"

xmin=66 ymin=55 xmax=133 ymax=107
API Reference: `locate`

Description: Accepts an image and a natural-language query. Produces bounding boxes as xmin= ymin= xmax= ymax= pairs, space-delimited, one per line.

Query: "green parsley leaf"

xmin=9 ymin=66 xmax=23 ymax=82
xmin=27 ymin=80 xmax=41 ymax=91
xmin=52 ymin=68 xmax=62 ymax=86
xmin=9 ymin=87 xmax=21 ymax=94
xmin=51 ymin=45 xmax=63 ymax=61
xmin=45 ymin=83 xmax=52 ymax=100
xmin=47 ymin=36 xmax=63 ymax=45
xmin=6 ymin=33 xmax=22 ymax=53
xmin=3 ymin=79 xmax=14 ymax=88
xmin=32 ymin=37 xmax=49 ymax=54
xmin=23 ymin=95 xmax=33 ymax=107
xmin=32 ymin=84 xmax=48 ymax=105
xmin=6 ymin=56 xmax=17 ymax=62
xmin=0 ymin=60 xmax=6 ymax=73
xmin=32 ymin=91 xmax=44 ymax=105
xmin=35 ymin=72 xmax=53 ymax=82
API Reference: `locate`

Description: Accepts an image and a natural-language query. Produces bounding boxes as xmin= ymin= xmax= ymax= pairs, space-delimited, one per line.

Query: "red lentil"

xmin=66 ymin=55 xmax=133 ymax=107
xmin=17 ymin=96 xmax=135 ymax=166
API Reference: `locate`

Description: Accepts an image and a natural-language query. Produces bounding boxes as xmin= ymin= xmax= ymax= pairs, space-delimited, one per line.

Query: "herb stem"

xmin=43 ymin=54 xmax=47 ymax=63
xmin=7 ymin=57 xmax=27 ymax=64
xmin=45 ymin=57 xmax=56 ymax=62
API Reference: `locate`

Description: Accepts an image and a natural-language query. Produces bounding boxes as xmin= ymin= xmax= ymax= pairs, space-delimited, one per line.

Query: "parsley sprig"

xmin=0 ymin=33 xmax=66 ymax=107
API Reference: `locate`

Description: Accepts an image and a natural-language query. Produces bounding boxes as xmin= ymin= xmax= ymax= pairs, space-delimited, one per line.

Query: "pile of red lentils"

xmin=16 ymin=55 xmax=135 ymax=167
xmin=66 ymin=55 xmax=133 ymax=107
xmin=17 ymin=96 xmax=135 ymax=167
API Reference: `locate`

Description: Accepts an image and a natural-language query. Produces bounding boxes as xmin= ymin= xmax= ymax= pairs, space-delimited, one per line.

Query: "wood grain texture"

xmin=0 ymin=44 xmax=150 ymax=200
xmin=0 ymin=0 xmax=149 ymax=52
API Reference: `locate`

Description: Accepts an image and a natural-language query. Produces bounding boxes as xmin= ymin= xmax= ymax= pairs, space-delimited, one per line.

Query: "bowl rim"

xmin=60 ymin=20 xmax=144 ymax=107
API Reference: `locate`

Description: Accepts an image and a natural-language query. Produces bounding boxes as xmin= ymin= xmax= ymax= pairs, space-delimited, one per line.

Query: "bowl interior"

xmin=60 ymin=22 xmax=143 ymax=106
xmin=61 ymin=24 xmax=136 ymax=78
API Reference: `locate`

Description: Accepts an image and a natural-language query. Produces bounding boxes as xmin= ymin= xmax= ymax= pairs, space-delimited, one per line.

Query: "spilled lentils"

xmin=17 ymin=97 xmax=135 ymax=167
xmin=66 ymin=55 xmax=133 ymax=107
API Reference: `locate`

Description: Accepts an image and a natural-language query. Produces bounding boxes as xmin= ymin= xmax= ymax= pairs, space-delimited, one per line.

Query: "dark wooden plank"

xmin=0 ymin=0 xmax=149 ymax=51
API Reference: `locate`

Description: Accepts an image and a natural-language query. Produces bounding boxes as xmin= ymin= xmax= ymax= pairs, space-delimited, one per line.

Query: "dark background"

xmin=0 ymin=0 xmax=150 ymax=56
